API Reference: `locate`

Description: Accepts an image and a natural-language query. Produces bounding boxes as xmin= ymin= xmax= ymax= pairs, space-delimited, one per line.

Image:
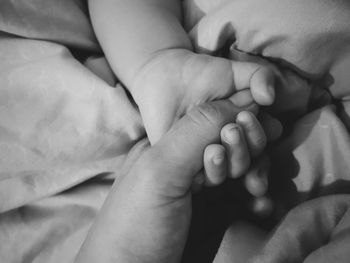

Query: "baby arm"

xmin=88 ymin=0 xmax=191 ymax=88
xmin=89 ymin=0 xmax=276 ymax=144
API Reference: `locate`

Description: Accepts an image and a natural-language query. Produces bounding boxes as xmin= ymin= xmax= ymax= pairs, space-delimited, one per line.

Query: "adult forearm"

xmin=88 ymin=0 xmax=192 ymax=87
xmin=75 ymin=159 xmax=187 ymax=263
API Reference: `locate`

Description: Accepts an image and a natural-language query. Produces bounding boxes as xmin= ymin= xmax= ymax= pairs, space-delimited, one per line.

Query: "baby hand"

xmin=76 ymin=100 xmax=273 ymax=263
xmin=199 ymin=111 xmax=278 ymax=215
xmin=131 ymin=48 xmax=276 ymax=144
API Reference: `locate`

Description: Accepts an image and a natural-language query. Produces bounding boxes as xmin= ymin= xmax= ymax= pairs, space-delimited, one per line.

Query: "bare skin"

xmin=75 ymin=100 xmax=350 ymax=263
xmin=88 ymin=0 xmax=277 ymax=144
xmin=75 ymin=100 xmax=271 ymax=263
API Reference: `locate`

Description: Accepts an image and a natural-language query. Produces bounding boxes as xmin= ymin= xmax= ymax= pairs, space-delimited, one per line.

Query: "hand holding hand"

xmin=76 ymin=100 xmax=274 ymax=263
xmin=131 ymin=48 xmax=276 ymax=144
xmin=188 ymin=0 xmax=350 ymax=102
xmin=198 ymin=110 xmax=277 ymax=217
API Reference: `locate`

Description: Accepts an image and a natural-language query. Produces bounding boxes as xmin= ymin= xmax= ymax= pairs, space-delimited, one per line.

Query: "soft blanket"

xmin=1 ymin=0 xmax=350 ymax=262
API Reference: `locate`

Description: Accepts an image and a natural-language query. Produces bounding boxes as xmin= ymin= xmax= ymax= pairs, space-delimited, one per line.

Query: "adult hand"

xmin=75 ymin=100 xmax=267 ymax=263
xmin=250 ymin=195 xmax=350 ymax=263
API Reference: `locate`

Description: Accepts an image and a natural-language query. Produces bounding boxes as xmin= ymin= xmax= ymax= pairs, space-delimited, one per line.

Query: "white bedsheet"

xmin=1 ymin=1 xmax=350 ymax=262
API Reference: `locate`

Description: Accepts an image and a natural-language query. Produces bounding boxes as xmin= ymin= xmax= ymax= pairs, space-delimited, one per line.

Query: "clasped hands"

xmin=76 ymin=98 xmax=274 ymax=263
xmin=76 ymin=99 xmax=350 ymax=263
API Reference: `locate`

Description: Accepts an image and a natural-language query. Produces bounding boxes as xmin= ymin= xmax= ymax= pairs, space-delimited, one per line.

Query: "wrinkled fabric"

xmin=250 ymin=195 xmax=350 ymax=263
xmin=269 ymin=104 xmax=350 ymax=214
xmin=186 ymin=0 xmax=350 ymax=100
xmin=0 ymin=0 xmax=99 ymax=51
xmin=0 ymin=1 xmax=350 ymax=262
xmin=0 ymin=1 xmax=145 ymax=262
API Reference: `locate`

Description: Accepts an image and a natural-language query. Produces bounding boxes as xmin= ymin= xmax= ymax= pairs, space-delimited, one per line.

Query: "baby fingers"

xmin=244 ymin=155 xmax=274 ymax=217
xmin=220 ymin=111 xmax=267 ymax=178
xmin=203 ymin=144 xmax=227 ymax=187
xmin=221 ymin=123 xmax=250 ymax=179
xmin=199 ymin=113 xmax=269 ymax=189
xmin=244 ymin=154 xmax=270 ymax=198
xmin=202 ymin=121 xmax=253 ymax=187
xmin=236 ymin=111 xmax=266 ymax=158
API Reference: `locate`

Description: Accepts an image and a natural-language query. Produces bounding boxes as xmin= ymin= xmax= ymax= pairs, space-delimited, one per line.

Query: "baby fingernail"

xmin=252 ymin=197 xmax=274 ymax=217
xmin=237 ymin=111 xmax=252 ymax=123
xmin=225 ymin=126 xmax=240 ymax=144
